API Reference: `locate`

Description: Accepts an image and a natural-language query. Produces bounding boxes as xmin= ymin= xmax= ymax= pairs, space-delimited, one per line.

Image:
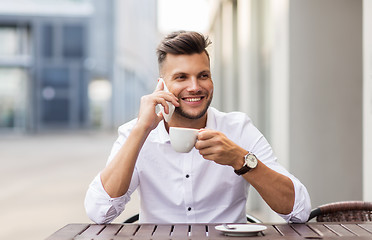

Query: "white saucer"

xmin=215 ymin=224 xmax=267 ymax=237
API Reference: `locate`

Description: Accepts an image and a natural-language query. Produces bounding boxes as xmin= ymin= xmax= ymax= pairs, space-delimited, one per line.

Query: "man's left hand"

xmin=195 ymin=129 xmax=247 ymax=170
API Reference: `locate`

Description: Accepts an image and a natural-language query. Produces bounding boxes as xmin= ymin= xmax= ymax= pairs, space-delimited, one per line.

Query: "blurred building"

xmin=111 ymin=0 xmax=159 ymax=128
xmin=208 ymin=0 xmax=364 ymax=221
xmin=0 ymin=0 xmax=159 ymax=133
xmin=0 ymin=0 xmax=92 ymax=132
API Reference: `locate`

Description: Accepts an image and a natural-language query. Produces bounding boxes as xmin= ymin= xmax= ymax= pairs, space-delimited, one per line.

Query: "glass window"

xmin=42 ymin=24 xmax=54 ymax=58
xmin=0 ymin=68 xmax=27 ymax=128
xmin=42 ymin=99 xmax=69 ymax=123
xmin=62 ymin=25 xmax=84 ymax=58
xmin=41 ymin=67 xmax=69 ymax=88
xmin=78 ymin=69 xmax=87 ymax=123
xmin=0 ymin=27 xmax=20 ymax=57
xmin=0 ymin=25 xmax=31 ymax=57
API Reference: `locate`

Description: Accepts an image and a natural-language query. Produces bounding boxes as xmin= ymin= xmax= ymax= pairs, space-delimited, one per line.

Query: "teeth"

xmin=185 ymin=97 xmax=201 ymax=102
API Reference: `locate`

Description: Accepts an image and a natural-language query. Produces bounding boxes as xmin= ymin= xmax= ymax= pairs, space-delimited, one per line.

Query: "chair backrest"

xmin=123 ymin=214 xmax=139 ymax=223
xmin=308 ymin=201 xmax=372 ymax=222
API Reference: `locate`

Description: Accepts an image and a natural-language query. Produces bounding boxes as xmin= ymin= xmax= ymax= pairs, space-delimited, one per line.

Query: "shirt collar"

xmin=205 ymin=107 xmax=217 ymax=130
xmin=149 ymin=107 xmax=217 ymax=144
xmin=155 ymin=120 xmax=170 ymax=144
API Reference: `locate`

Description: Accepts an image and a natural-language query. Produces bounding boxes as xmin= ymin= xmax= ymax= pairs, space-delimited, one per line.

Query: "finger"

xmin=163 ymin=93 xmax=179 ymax=107
xmin=197 ymin=130 xmax=216 ymax=141
xmin=195 ymin=139 xmax=213 ymax=150
xmin=157 ymin=98 xmax=169 ymax=114
xmin=157 ymin=92 xmax=179 ymax=107
xmin=199 ymin=152 xmax=217 ymax=161
xmin=197 ymin=146 xmax=215 ymax=156
xmin=169 ymin=95 xmax=180 ymax=107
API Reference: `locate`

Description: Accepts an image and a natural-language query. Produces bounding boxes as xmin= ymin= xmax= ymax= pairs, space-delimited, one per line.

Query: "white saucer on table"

xmin=215 ymin=224 xmax=267 ymax=237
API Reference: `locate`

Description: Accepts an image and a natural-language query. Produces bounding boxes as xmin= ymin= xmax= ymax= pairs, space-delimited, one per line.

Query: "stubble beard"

xmin=174 ymin=94 xmax=213 ymax=120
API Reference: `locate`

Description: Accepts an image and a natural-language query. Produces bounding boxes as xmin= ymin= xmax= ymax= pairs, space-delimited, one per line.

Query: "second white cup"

xmin=169 ymin=127 xmax=199 ymax=153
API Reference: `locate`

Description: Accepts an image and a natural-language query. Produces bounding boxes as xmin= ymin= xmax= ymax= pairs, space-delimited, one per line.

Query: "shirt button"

xmin=186 ymin=174 xmax=190 ymax=178
xmin=188 ymin=207 xmax=192 ymax=211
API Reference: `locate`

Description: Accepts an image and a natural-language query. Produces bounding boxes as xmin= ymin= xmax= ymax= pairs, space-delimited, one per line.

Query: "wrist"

xmin=135 ymin=116 xmax=159 ymax=132
xmin=234 ymin=151 xmax=259 ymax=175
xmin=232 ymin=149 xmax=249 ymax=170
xmin=133 ymin=121 xmax=153 ymax=137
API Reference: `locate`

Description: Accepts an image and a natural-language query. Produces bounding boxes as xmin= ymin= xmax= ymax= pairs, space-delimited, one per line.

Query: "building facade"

xmin=208 ymin=0 xmax=364 ymax=221
xmin=0 ymin=0 xmax=159 ymax=132
xmin=0 ymin=1 xmax=92 ymax=132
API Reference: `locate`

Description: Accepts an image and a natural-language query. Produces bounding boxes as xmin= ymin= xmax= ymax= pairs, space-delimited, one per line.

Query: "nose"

xmin=187 ymin=77 xmax=201 ymax=92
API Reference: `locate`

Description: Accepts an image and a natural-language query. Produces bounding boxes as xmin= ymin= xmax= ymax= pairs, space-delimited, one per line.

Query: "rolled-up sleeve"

xmin=84 ymin=173 xmax=135 ymax=224
xmin=253 ymin=139 xmax=311 ymax=223
xmin=241 ymin=116 xmax=311 ymax=223
xmin=278 ymin=176 xmax=311 ymax=223
xmin=85 ymin=121 xmax=139 ymax=224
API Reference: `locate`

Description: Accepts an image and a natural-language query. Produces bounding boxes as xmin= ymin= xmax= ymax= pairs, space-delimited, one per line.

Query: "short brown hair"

xmin=156 ymin=31 xmax=212 ymax=69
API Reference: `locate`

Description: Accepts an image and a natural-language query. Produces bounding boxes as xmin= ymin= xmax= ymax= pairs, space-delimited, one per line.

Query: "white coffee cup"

xmin=169 ymin=127 xmax=199 ymax=153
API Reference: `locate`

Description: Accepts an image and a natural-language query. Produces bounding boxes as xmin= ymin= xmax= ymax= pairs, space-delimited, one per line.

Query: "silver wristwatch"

xmin=234 ymin=152 xmax=258 ymax=175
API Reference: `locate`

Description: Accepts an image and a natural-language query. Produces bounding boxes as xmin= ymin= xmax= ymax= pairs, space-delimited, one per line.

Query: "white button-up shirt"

xmin=85 ymin=107 xmax=311 ymax=224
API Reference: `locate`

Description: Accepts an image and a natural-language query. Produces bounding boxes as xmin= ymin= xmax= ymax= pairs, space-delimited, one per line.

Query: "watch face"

xmin=246 ymin=154 xmax=258 ymax=168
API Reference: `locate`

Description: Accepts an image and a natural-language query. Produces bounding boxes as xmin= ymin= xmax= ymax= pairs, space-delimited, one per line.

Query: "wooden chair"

xmin=308 ymin=201 xmax=372 ymax=222
xmin=124 ymin=213 xmax=262 ymax=223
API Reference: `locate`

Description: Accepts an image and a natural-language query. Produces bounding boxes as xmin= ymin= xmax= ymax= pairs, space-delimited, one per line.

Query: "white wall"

xmin=221 ymin=0 xmax=236 ymax=111
xmin=289 ymin=0 xmax=363 ymax=207
xmin=363 ymin=0 xmax=372 ymax=201
xmin=267 ymin=0 xmax=290 ymax=172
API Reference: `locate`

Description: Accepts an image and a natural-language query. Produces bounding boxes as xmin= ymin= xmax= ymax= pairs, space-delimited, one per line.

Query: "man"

xmin=85 ymin=31 xmax=311 ymax=224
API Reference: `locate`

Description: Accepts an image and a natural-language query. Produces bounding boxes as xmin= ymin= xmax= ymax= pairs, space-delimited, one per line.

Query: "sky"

xmin=157 ymin=0 xmax=210 ymax=34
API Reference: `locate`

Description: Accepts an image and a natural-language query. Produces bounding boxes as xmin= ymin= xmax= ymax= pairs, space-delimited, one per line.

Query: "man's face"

xmin=160 ymin=52 xmax=213 ymax=120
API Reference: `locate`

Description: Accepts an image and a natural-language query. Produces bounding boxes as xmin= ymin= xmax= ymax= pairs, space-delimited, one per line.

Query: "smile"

xmin=182 ymin=97 xmax=204 ymax=102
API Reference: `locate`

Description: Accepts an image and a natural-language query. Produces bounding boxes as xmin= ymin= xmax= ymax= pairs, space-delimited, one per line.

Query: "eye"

xmin=200 ymin=73 xmax=210 ymax=80
xmin=175 ymin=74 xmax=186 ymax=80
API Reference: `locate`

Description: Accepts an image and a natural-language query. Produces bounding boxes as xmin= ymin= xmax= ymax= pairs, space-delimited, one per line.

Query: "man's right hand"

xmin=101 ymin=80 xmax=178 ymax=198
xmin=136 ymin=80 xmax=179 ymax=131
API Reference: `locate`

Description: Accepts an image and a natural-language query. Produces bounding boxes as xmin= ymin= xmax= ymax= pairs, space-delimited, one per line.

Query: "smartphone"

xmin=158 ymin=78 xmax=175 ymax=122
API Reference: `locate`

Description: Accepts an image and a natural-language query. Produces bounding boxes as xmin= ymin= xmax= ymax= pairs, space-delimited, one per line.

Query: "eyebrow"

xmin=199 ymin=70 xmax=211 ymax=75
xmin=171 ymin=70 xmax=211 ymax=77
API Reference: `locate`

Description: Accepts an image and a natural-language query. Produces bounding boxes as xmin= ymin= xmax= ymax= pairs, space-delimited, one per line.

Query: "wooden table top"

xmin=46 ymin=222 xmax=372 ymax=240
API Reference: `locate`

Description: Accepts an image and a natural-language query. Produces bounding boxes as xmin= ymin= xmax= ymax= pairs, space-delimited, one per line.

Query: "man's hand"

xmin=101 ymin=80 xmax=179 ymax=198
xmin=195 ymin=129 xmax=295 ymax=215
xmin=137 ymin=80 xmax=179 ymax=131
xmin=195 ymin=129 xmax=247 ymax=170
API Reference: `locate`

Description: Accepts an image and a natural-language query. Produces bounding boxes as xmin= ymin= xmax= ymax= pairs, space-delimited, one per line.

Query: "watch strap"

xmin=234 ymin=165 xmax=251 ymax=175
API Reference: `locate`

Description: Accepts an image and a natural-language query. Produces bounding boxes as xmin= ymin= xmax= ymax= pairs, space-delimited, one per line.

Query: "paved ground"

xmin=0 ymin=131 xmax=139 ymax=240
